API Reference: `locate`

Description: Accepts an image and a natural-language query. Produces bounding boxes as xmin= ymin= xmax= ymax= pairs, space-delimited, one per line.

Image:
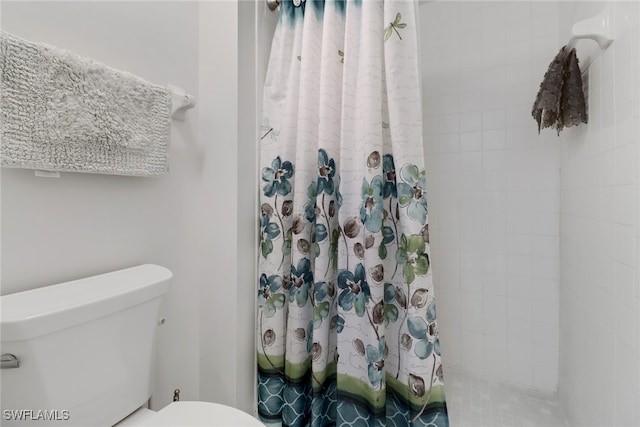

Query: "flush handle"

xmin=1 ymin=354 xmax=19 ymax=369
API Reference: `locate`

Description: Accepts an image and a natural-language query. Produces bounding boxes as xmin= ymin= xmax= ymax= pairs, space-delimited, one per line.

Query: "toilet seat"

xmin=137 ymin=401 xmax=264 ymax=426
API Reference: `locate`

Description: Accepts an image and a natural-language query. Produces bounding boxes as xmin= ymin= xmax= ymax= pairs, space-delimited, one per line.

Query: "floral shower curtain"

xmin=257 ymin=0 xmax=448 ymax=425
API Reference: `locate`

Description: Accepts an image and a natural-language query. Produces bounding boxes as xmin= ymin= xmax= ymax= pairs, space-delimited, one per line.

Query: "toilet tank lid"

xmin=1 ymin=264 xmax=171 ymax=342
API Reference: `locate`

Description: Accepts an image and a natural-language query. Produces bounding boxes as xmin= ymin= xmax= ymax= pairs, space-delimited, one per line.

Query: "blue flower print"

xmin=290 ymin=258 xmax=313 ymax=306
xmin=382 ymin=154 xmax=397 ymax=199
xmin=317 ymin=149 xmax=336 ymax=195
xmin=260 ymin=204 xmax=281 ymax=258
xmin=337 ymin=263 xmax=371 ymax=317
xmin=258 ymin=274 xmax=286 ymax=318
xmin=304 ymin=182 xmax=318 ymax=223
xmin=397 ymin=164 xmax=428 ymax=224
xmin=313 ymin=282 xmax=332 ymax=329
xmin=407 ymin=299 xmax=440 ymax=359
xmin=335 ymin=314 xmax=345 ymax=333
xmin=305 ymin=320 xmax=313 ymax=353
xmin=366 ymin=336 xmax=386 ymax=388
xmin=262 ymin=156 xmax=295 ymax=197
xmin=335 ymin=175 xmax=344 ymax=208
xmin=359 ymin=176 xmax=385 ymax=233
xmin=261 ymin=213 xmax=281 ymax=240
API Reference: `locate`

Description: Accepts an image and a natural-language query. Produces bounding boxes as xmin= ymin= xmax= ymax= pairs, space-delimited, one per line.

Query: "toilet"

xmin=0 ymin=264 xmax=264 ymax=426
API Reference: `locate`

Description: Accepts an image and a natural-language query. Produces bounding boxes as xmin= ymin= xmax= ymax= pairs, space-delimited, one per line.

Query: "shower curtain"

xmin=257 ymin=0 xmax=447 ymax=425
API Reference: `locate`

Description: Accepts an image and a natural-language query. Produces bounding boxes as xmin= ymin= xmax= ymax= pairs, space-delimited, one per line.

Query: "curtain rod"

xmin=267 ymin=0 xmax=280 ymax=11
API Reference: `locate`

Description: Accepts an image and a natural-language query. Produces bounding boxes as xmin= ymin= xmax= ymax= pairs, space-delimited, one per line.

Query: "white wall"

xmin=196 ymin=0 xmax=259 ymax=414
xmin=1 ymin=0 xmax=257 ymax=416
xmin=196 ymin=0 xmax=276 ymax=414
xmin=558 ymin=2 xmax=640 ymax=426
xmin=1 ymin=0 xmax=201 ymax=409
xmin=420 ymin=1 xmax=561 ymax=392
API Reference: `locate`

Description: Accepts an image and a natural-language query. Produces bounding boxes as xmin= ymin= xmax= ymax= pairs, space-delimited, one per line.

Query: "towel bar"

xmin=168 ymin=85 xmax=196 ymax=121
xmin=565 ymin=4 xmax=614 ymax=52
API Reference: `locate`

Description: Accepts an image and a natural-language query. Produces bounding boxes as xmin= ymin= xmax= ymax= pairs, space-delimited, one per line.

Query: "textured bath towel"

xmin=532 ymin=46 xmax=587 ymax=135
xmin=0 ymin=31 xmax=171 ymax=176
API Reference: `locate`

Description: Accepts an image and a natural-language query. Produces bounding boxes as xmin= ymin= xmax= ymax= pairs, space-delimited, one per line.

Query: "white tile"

xmin=507 ymin=254 xmax=532 ymax=277
xmin=506 ymin=168 xmax=533 ymax=192
xmin=460 ymin=334 xmax=485 ymax=373
xmin=505 ymin=105 xmax=533 ymax=128
xmin=438 ymin=229 xmax=460 ymax=251
xmin=532 ymin=256 xmax=559 ymax=280
xmin=483 ymin=212 xmax=507 ymax=234
xmin=458 ymin=9 xmax=482 ymax=35
xmin=507 ymin=2 xmax=531 ymax=22
xmin=483 ymin=150 xmax=506 ymax=170
xmin=615 ymin=224 xmax=635 ymax=267
xmin=461 ymin=305 xmax=483 ymax=334
xmin=507 ymin=360 xmax=533 ymax=387
xmin=615 ymin=261 xmax=635 ymax=308
xmin=508 ymin=276 xmax=533 ymax=299
xmin=507 ymin=296 xmax=533 ymax=321
xmin=460 ymin=250 xmax=484 ymax=273
xmin=531 ymin=13 xmax=558 ymax=39
xmin=536 ymin=213 xmax=559 ymax=236
xmin=482 ymin=354 xmax=508 ymax=381
xmin=615 ymin=304 xmax=638 ymax=353
xmin=483 ymin=129 xmax=506 ymax=150
xmin=536 ymin=279 xmax=559 ymax=298
xmin=482 ymin=86 xmax=506 ymax=109
xmin=484 ymin=293 xmax=507 ymax=315
xmin=507 ymin=212 xmax=533 ymax=235
xmin=530 ymin=168 xmax=559 ymax=192
xmin=508 ymin=339 xmax=533 ymax=364
xmin=507 ymin=190 xmax=535 ymax=213
xmin=483 ymin=170 xmax=506 ymax=191
xmin=507 ymin=234 xmax=532 ymax=256
xmin=444 ymin=368 xmax=569 ymax=427
xmin=484 ymin=271 xmax=507 ymax=296
xmin=437 ymin=133 xmax=460 ymax=153
xmin=459 ymin=111 xmax=482 ymax=132
xmin=533 ymin=235 xmax=558 ymax=258
xmin=483 ymin=191 xmax=507 ymax=213
xmin=533 ymin=320 xmax=560 ymax=348
xmin=459 ymin=131 xmax=482 ymax=151
xmin=508 ymin=318 xmax=532 ymax=341
xmin=614 ymin=143 xmax=635 ymax=185
xmin=533 ymin=364 xmax=558 ymax=392
xmin=482 ymin=109 xmax=506 ymax=130
xmin=531 ymin=1 xmax=557 ymax=19
xmin=459 ymin=151 xmax=482 ymax=171
xmin=613 ymin=185 xmax=635 ymax=226
xmin=461 ymin=271 xmax=483 ymax=294
xmin=436 ymin=152 xmax=460 ymax=172
xmin=459 ymin=90 xmax=484 ymax=113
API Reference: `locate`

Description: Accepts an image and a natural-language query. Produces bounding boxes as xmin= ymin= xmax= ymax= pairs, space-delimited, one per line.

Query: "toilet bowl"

xmin=117 ymin=402 xmax=264 ymax=427
xmin=0 ymin=265 xmax=263 ymax=427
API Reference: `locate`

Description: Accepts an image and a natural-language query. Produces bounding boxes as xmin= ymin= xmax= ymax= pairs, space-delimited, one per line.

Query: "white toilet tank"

xmin=0 ymin=265 xmax=171 ymax=426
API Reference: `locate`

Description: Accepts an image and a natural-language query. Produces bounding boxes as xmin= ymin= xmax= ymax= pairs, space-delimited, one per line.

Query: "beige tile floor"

xmin=443 ymin=369 xmax=570 ymax=427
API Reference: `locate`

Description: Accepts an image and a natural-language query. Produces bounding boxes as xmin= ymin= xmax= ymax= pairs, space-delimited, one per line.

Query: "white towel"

xmin=0 ymin=31 xmax=171 ymax=176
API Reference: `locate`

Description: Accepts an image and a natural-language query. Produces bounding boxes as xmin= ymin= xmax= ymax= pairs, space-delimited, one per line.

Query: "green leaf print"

xmin=262 ymin=239 xmax=273 ymax=258
xmin=378 ymin=243 xmax=387 ymax=260
xmin=396 ymin=233 xmax=430 ymax=284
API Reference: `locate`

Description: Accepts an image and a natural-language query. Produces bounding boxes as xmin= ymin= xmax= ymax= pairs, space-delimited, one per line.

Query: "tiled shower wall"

xmin=419 ymin=1 xmax=561 ymax=392
xmin=558 ymin=2 xmax=640 ymax=426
